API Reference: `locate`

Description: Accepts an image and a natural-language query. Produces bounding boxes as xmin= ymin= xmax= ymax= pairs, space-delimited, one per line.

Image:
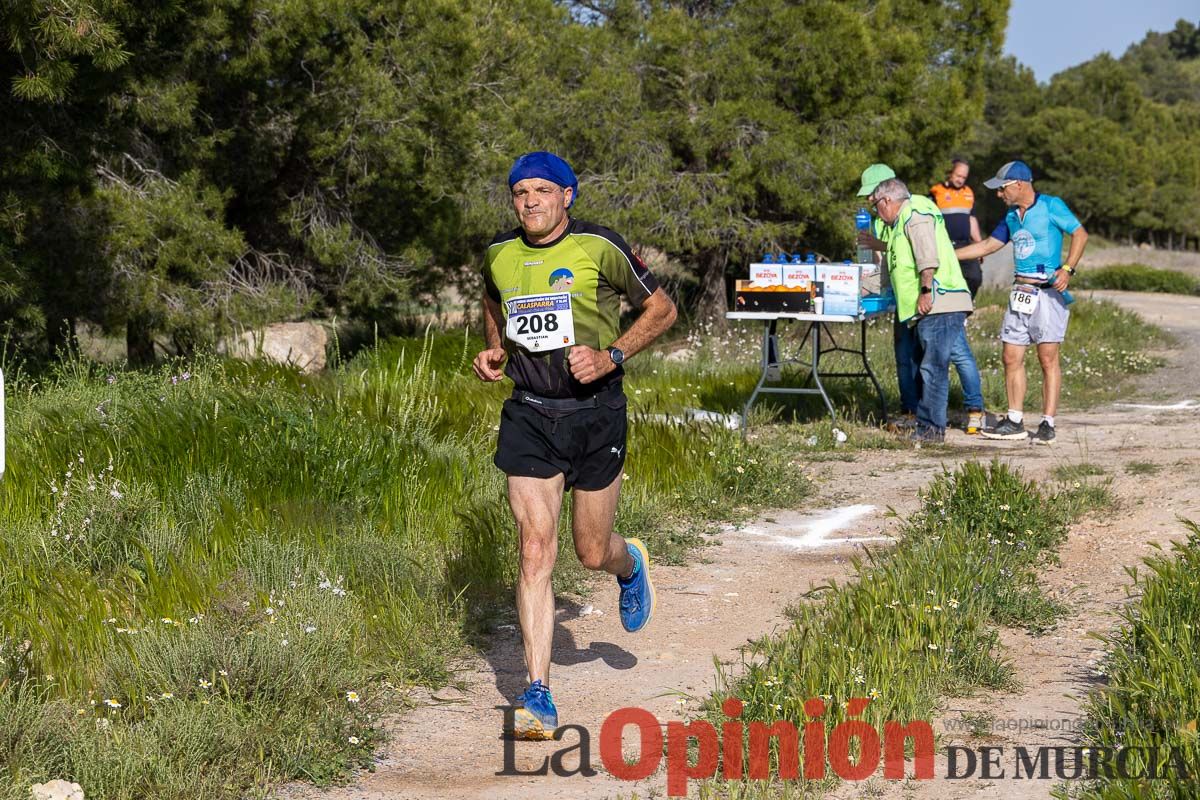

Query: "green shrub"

xmin=700 ymin=460 xmax=1111 ymax=796
xmin=1069 ymin=520 xmax=1200 ymax=799
xmin=1074 ymin=264 xmax=1200 ymax=295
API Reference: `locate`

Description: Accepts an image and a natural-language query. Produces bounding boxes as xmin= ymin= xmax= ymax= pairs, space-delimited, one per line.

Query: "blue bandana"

xmin=508 ymin=151 xmax=578 ymax=208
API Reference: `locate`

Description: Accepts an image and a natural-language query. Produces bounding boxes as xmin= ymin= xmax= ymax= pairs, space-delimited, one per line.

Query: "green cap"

xmin=857 ymin=163 xmax=896 ymax=196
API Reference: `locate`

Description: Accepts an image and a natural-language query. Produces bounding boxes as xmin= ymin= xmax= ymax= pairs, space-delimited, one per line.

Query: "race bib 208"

xmin=505 ymin=292 xmax=575 ymax=352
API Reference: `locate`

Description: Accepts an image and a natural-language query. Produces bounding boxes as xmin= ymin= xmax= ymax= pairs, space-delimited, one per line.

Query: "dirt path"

xmin=281 ymin=291 xmax=1200 ymax=800
xmin=835 ymin=290 xmax=1200 ymax=800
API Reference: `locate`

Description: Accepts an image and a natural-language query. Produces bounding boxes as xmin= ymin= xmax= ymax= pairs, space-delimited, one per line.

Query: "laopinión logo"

xmin=497 ymin=697 xmax=1198 ymax=797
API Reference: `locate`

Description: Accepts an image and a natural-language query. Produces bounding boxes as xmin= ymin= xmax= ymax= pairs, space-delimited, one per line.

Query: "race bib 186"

xmin=1009 ymin=284 xmax=1040 ymax=315
xmin=505 ymin=292 xmax=575 ymax=352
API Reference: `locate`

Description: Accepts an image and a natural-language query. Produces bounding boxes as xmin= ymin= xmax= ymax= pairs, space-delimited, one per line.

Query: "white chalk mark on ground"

xmin=644 ymin=407 xmax=742 ymax=429
xmin=1114 ymin=399 xmax=1199 ymax=411
xmin=738 ymin=504 xmax=888 ymax=549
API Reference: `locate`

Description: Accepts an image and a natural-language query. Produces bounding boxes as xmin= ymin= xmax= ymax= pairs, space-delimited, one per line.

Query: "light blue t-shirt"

xmin=990 ymin=194 xmax=1081 ymax=280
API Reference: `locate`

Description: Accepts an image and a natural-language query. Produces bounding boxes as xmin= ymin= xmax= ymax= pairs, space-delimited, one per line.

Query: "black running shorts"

xmin=494 ymin=389 xmax=628 ymax=491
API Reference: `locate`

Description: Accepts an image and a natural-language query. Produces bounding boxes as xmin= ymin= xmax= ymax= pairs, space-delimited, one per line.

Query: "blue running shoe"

xmin=510 ymin=680 xmax=558 ymax=740
xmin=618 ymin=538 xmax=655 ymax=633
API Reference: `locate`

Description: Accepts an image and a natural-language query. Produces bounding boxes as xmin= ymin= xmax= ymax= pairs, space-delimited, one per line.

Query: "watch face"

xmin=609 ymin=348 xmax=625 ymax=364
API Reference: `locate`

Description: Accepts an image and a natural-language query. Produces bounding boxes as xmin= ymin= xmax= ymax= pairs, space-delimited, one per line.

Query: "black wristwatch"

xmin=919 ymin=286 xmax=933 ymax=295
xmin=607 ymin=347 xmax=625 ymax=365
xmin=1063 ymin=265 xmax=1077 ymax=276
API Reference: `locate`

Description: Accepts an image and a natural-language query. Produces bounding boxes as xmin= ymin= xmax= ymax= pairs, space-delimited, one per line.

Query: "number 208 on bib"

xmin=505 ymin=292 xmax=576 ymax=352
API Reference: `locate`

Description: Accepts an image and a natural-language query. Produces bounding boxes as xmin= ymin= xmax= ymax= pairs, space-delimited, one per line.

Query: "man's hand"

xmin=1052 ymin=268 xmax=1071 ymax=293
xmin=472 ymin=348 xmax=507 ymax=382
xmin=916 ymin=293 xmax=933 ymax=316
xmin=568 ymin=345 xmax=616 ymax=384
xmin=857 ymin=230 xmax=886 ymax=252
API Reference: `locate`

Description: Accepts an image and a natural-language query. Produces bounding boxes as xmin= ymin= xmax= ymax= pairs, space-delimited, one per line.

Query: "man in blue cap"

xmin=473 ymin=151 xmax=677 ymax=740
xmin=955 ymin=161 xmax=1089 ymax=444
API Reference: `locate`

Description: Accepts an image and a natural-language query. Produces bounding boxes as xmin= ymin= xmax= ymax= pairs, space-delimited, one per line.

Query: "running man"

xmin=955 ymin=160 xmax=1088 ymax=444
xmin=473 ymin=151 xmax=677 ymax=739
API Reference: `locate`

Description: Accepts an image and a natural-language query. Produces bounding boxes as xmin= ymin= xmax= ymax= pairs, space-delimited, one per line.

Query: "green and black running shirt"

xmin=483 ymin=218 xmax=659 ymax=399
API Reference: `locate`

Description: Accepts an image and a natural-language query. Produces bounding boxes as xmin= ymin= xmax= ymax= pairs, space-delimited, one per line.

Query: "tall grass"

xmin=0 ymin=333 xmax=809 ymax=799
xmin=1068 ymin=520 xmax=1200 ymax=799
xmin=1073 ymin=264 xmax=1200 ymax=296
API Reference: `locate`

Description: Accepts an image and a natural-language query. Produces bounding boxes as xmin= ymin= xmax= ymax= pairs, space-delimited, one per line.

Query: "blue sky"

xmin=1004 ymin=0 xmax=1197 ymax=82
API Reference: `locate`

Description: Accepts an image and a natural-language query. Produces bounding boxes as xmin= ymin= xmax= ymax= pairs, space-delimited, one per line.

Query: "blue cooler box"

xmin=859 ymin=292 xmax=896 ymax=315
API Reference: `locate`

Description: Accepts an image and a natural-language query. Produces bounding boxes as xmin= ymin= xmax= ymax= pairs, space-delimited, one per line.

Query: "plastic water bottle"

xmin=855 ymin=208 xmax=873 ymax=264
xmin=763 ymin=253 xmax=774 ymax=263
xmin=805 ymin=252 xmax=816 ymax=264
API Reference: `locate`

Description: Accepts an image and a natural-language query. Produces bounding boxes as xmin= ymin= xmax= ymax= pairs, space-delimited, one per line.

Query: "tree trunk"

xmin=126 ymin=315 xmax=156 ymax=366
xmin=697 ymin=247 xmax=730 ymax=329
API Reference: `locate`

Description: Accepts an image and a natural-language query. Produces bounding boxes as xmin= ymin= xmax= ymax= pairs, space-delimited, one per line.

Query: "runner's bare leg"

xmin=571 ymin=473 xmax=634 ymax=578
xmin=1037 ymin=342 xmax=1062 ymax=417
xmin=1002 ymin=343 xmax=1028 ymax=413
xmin=508 ymin=474 xmax=565 ymax=685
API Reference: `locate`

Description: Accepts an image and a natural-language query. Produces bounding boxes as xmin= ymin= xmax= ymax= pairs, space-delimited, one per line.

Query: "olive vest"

xmin=887 ymin=195 xmax=970 ymax=323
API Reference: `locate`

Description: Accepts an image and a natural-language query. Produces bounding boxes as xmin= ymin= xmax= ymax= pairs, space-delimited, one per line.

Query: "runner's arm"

xmin=955 ymin=236 xmax=1004 ymax=261
xmin=568 ymin=288 xmax=677 ymax=384
xmin=609 ymin=288 xmax=677 ymax=359
xmin=1064 ymin=225 xmax=1088 ymax=270
xmin=483 ymin=295 xmax=502 ymax=349
xmin=473 ymin=295 xmax=507 ymax=382
xmin=1053 ymin=225 xmax=1089 ymax=291
xmin=969 ymin=215 xmax=984 ymax=264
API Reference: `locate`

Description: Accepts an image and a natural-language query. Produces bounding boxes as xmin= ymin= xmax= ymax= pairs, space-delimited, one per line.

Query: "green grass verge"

xmin=1066 ymin=520 xmax=1200 ymax=799
xmin=0 ymin=290 xmax=1164 ymax=797
xmin=1073 ymin=264 xmax=1200 ymax=296
xmin=692 ymin=460 xmax=1112 ymax=798
xmin=0 ymin=335 xmax=817 ymax=800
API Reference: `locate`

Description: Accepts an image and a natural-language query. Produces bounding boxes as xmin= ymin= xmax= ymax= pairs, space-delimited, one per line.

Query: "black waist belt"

xmin=515 ymin=384 xmax=621 ymax=411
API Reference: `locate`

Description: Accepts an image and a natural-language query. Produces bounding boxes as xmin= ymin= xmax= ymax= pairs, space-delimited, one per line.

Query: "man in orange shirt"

xmin=930 ymin=159 xmax=984 ymax=297
xmin=930 ymin=158 xmax=986 ymax=434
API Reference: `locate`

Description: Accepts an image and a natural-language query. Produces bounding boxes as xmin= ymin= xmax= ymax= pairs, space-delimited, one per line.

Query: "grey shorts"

xmin=1000 ymin=286 xmax=1070 ymax=346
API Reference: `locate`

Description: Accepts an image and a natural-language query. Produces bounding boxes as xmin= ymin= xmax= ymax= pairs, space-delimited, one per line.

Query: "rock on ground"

xmin=30 ymin=780 xmax=84 ymax=800
xmin=221 ymin=322 xmax=328 ymax=374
